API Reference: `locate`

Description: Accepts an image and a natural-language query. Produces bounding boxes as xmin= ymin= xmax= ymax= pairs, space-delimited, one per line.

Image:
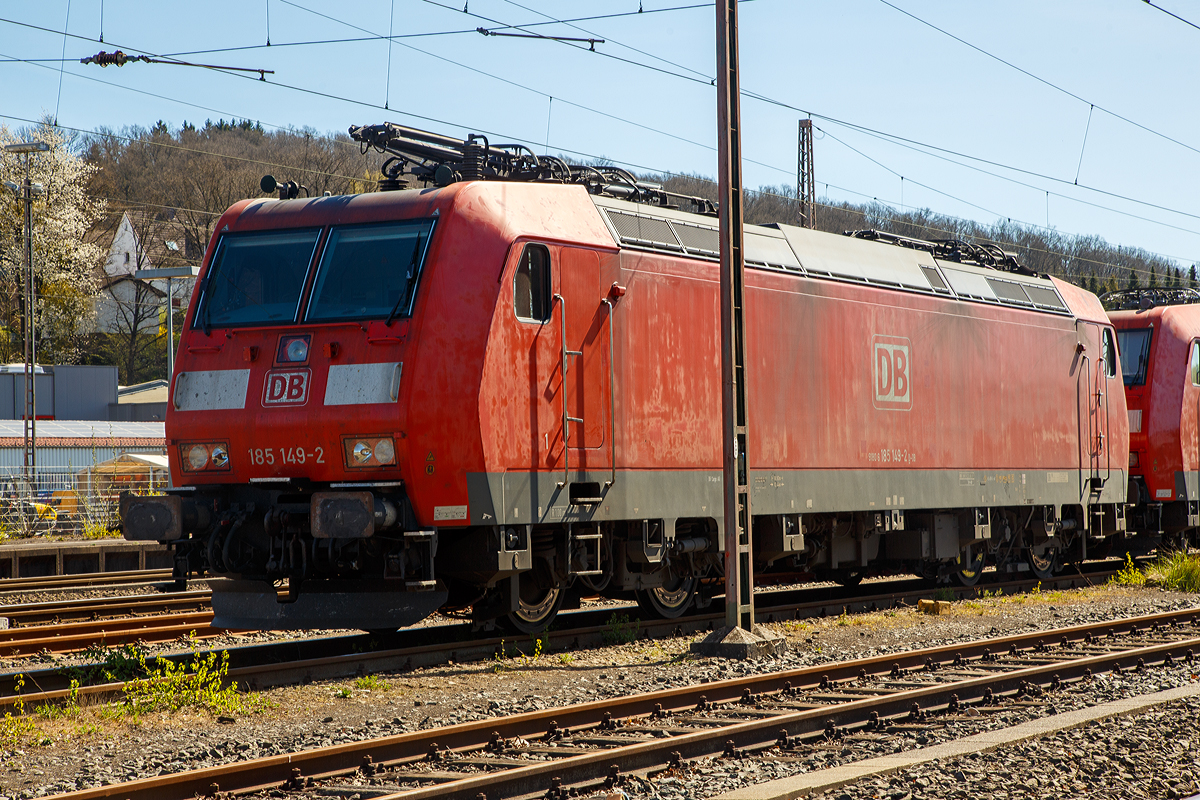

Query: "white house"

xmin=92 ymin=211 xmax=196 ymax=335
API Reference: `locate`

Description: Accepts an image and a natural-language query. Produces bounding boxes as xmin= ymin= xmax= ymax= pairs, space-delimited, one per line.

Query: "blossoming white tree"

xmin=0 ymin=120 xmax=106 ymax=365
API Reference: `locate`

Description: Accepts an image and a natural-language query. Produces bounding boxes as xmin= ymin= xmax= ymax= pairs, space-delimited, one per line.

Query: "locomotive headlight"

xmin=187 ymin=444 xmax=209 ymax=471
xmin=181 ymin=441 xmax=232 ymax=472
xmin=277 ymin=334 xmax=311 ymax=363
xmin=286 ymin=338 xmax=308 ymax=362
xmin=373 ymin=438 xmax=395 ymax=465
xmin=342 ymin=436 xmax=397 ymax=468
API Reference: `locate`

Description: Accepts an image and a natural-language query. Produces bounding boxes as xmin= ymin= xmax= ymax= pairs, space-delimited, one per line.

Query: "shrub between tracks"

xmin=1111 ymin=551 xmax=1200 ymax=593
xmin=122 ymin=644 xmax=270 ymax=717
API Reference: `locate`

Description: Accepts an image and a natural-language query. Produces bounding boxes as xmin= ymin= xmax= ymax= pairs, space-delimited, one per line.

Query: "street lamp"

xmin=134 ymin=266 xmax=200 ymax=378
xmin=4 ymin=140 xmax=48 ymax=505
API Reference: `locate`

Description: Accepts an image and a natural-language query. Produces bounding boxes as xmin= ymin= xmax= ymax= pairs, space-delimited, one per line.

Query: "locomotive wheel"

xmin=1027 ymin=546 xmax=1059 ymax=580
xmin=834 ymin=569 xmax=865 ymax=587
xmin=636 ymin=577 xmax=696 ymax=619
xmin=502 ymin=582 xmax=564 ymax=634
xmin=953 ymin=549 xmax=985 ymax=587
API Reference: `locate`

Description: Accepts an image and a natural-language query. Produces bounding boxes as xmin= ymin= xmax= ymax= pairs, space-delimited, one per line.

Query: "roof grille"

xmin=603 ymin=209 xmax=682 ymax=252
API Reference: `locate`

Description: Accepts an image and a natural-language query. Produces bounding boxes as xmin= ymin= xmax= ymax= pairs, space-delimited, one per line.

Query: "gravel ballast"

xmin=2 ymin=584 xmax=1197 ymax=799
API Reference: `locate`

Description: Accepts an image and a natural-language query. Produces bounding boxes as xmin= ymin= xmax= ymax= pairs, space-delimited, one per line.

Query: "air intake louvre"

xmin=921 ymin=266 xmax=949 ymax=293
xmin=987 ymin=278 xmax=1033 ymax=305
xmin=603 ymin=210 xmax=682 ymax=252
xmin=1023 ymin=285 xmax=1066 ymax=309
xmin=671 ymin=221 xmax=720 ymax=256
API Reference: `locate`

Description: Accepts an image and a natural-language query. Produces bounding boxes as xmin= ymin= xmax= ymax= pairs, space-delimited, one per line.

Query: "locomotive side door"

xmin=1077 ymin=322 xmax=1115 ymax=492
xmin=1185 ymin=341 xmax=1200 ymax=504
xmin=555 ymin=248 xmax=611 ymax=492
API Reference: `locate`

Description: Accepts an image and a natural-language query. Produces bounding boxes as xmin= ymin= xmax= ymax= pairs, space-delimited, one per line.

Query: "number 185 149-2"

xmin=247 ymin=447 xmax=325 ymax=466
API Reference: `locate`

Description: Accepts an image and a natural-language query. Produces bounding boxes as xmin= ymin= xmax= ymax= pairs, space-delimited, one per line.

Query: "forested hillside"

xmin=3 ymin=119 xmax=1190 ymax=384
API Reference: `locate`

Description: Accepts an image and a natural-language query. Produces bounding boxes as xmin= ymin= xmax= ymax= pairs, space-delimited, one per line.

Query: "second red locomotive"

xmin=122 ymin=124 xmax=1131 ymax=633
xmin=1108 ymin=288 xmax=1200 ymax=548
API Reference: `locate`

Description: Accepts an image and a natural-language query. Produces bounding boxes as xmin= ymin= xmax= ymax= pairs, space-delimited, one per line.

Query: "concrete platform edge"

xmin=715 ymin=680 xmax=1200 ymax=800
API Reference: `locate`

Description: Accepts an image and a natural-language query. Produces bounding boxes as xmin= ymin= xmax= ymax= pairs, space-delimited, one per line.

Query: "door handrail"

xmin=553 ymin=293 xmax=568 ymax=488
xmin=602 ymin=297 xmax=616 ymax=488
xmin=1098 ymin=355 xmax=1112 ymax=483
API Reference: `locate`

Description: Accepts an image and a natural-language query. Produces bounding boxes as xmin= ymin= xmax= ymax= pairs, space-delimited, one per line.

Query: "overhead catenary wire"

xmin=493 ymin=0 xmax=713 ymax=81
xmin=812 ymin=183 xmax=1189 ymax=283
xmin=417 ymin=0 xmax=1200 ymax=226
xmin=214 ymin=4 xmax=1200 ymax=238
xmin=1141 ymin=0 xmax=1200 ymax=33
xmin=2 ymin=11 xmax=1197 ymax=272
xmin=877 ymin=0 xmax=1200 ymax=161
xmin=3 ymin=73 xmax=1195 ymax=277
xmin=54 ymin=0 xmax=71 ymax=125
xmin=269 ymin=1 xmax=726 ymax=157
xmin=2 ymin=9 xmax=1197 ymax=236
xmin=818 ymin=118 xmax=1200 ymax=239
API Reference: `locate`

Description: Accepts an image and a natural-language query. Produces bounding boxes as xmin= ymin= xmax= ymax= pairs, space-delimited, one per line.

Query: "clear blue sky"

xmin=3 ymin=1 xmax=1197 ymax=273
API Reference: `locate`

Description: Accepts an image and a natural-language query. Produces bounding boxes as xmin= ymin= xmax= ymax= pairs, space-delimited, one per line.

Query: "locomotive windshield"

xmin=1117 ymin=328 xmax=1153 ymax=387
xmin=305 ymin=219 xmax=436 ymax=323
xmin=195 ymin=229 xmax=321 ymax=328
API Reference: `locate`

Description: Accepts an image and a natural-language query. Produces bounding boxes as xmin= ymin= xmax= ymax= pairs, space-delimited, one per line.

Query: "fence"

xmin=1 ymin=457 xmax=169 ymax=537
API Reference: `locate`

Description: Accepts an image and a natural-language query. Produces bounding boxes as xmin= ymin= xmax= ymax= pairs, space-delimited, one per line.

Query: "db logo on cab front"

xmin=262 ymin=369 xmax=310 ymax=406
xmin=873 ymin=335 xmax=912 ymax=411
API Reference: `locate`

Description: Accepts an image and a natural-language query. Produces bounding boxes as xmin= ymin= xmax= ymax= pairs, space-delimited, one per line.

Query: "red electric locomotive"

xmin=1107 ymin=288 xmax=1200 ymax=547
xmin=122 ymin=124 xmax=1130 ymax=633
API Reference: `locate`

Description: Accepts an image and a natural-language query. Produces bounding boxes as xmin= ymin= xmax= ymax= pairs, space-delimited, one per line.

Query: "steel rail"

xmin=0 ymin=611 xmax=223 ymax=657
xmin=0 ymin=568 xmax=174 ymax=596
xmin=40 ymin=607 xmax=1200 ymax=800
xmin=0 ymin=590 xmax=211 ymax=627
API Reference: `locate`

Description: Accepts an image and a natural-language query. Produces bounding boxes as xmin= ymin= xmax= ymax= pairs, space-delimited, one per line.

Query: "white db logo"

xmin=873 ymin=336 xmax=912 ymax=411
xmin=262 ymin=369 xmax=310 ymax=406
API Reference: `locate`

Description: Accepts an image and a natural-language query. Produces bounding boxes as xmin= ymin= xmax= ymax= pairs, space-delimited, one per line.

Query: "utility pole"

xmin=4 ymin=141 xmax=48 ymax=506
xmin=715 ymin=0 xmax=754 ymax=635
xmin=692 ymin=1 xmax=785 ymax=659
xmin=797 ymin=118 xmax=815 ymax=229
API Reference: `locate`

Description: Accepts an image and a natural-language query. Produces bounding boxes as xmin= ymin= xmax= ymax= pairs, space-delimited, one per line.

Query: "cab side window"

xmin=514 ymin=244 xmax=551 ymax=322
xmin=1191 ymin=342 xmax=1200 ymax=386
xmin=1102 ymin=328 xmax=1117 ymax=378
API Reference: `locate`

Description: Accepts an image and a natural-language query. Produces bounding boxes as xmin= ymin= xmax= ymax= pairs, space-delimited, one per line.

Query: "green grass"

xmin=1110 ymin=550 xmax=1200 ymax=592
xmin=353 ymin=674 xmax=387 ymax=691
xmin=602 ymin=613 xmax=640 ymax=646
xmin=1146 ymin=549 xmax=1200 ymax=592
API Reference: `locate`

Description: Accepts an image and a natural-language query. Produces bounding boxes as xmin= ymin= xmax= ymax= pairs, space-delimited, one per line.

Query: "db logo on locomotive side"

xmin=262 ymin=369 xmax=311 ymax=406
xmin=873 ymin=335 xmax=912 ymax=411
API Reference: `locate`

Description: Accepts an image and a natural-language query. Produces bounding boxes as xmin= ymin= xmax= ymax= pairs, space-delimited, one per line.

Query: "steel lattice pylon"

xmin=797 ymin=118 xmax=815 ymax=229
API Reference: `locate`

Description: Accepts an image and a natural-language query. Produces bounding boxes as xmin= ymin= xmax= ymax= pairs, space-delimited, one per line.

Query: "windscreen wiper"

xmin=385 ymin=233 xmax=424 ymax=326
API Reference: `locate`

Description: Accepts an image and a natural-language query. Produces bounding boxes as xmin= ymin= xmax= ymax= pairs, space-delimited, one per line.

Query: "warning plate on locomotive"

xmin=434 ymin=505 xmax=468 ymax=521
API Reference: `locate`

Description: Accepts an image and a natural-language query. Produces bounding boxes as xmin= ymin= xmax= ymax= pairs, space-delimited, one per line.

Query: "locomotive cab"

xmin=1109 ymin=289 xmax=1200 ymax=547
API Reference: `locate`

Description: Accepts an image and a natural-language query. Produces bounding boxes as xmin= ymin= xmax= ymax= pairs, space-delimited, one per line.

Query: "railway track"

xmin=0 ymin=590 xmax=212 ymax=627
xmin=0 ymin=558 xmax=1127 ymax=663
xmin=0 ymin=568 xmax=175 ymax=598
xmin=41 ymin=606 xmax=1200 ymax=800
xmin=0 ymin=610 xmax=224 ymax=658
xmin=0 ymin=566 xmax=1120 ymax=710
